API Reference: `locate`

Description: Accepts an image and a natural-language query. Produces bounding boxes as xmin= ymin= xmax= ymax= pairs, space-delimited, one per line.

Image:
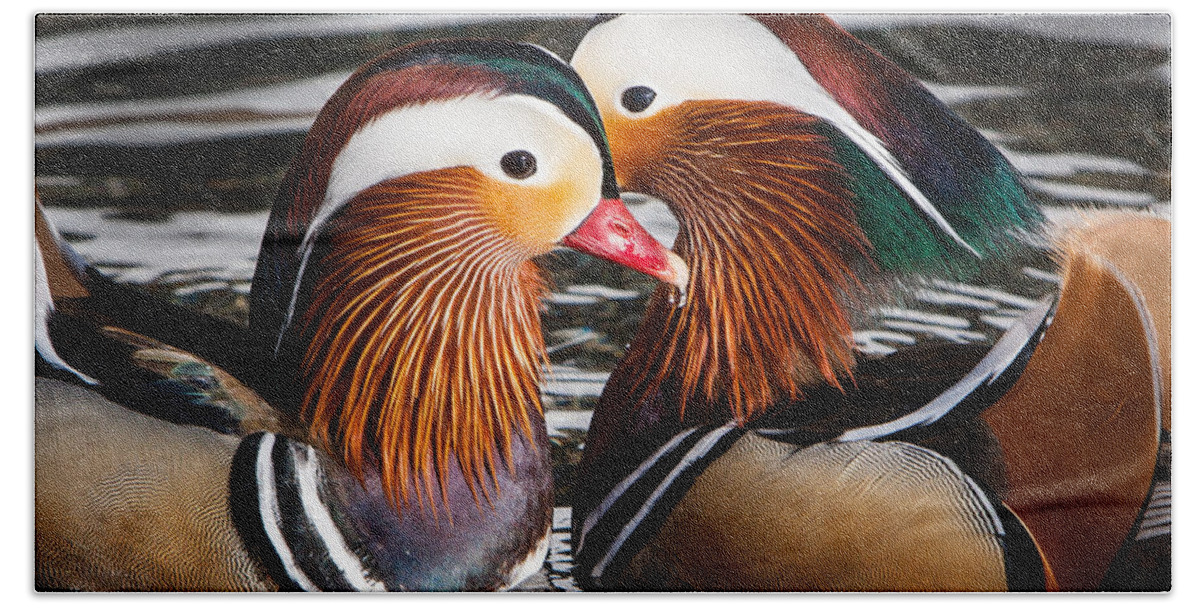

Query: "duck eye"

xmin=621 ymin=86 xmax=656 ymax=113
xmin=500 ymin=150 xmax=537 ymax=179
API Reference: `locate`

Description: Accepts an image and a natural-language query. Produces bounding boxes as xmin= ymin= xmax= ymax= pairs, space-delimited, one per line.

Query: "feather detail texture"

xmin=286 ymin=168 xmax=548 ymax=518
xmin=251 ymin=62 xmax=508 ymax=351
xmin=754 ymin=14 xmax=1042 ymax=264
xmin=600 ymin=100 xmax=870 ymax=429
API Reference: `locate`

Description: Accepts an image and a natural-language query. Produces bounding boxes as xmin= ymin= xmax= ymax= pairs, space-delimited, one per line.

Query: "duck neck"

xmin=598 ymin=100 xmax=869 ymax=437
xmin=267 ymin=170 xmax=549 ymax=515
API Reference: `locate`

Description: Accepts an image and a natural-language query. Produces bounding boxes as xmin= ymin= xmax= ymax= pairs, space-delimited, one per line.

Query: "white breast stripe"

xmin=836 ymin=295 xmax=1055 ymax=443
xmin=591 ymin=424 xmax=737 ymax=579
xmin=256 ymin=433 xmax=319 ymax=591
xmin=577 ymin=428 xmax=700 ymax=554
xmin=35 ymin=246 xmax=97 ymax=384
xmin=929 ymin=279 xmax=1043 ymax=310
xmin=293 ymin=445 xmax=386 ymax=591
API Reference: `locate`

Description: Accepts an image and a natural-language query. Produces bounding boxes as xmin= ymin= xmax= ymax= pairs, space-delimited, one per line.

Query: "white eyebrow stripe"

xmin=255 ymin=433 xmax=319 ymax=591
xmin=314 ymin=94 xmax=596 ymax=245
xmin=272 ymin=93 xmax=602 ymax=347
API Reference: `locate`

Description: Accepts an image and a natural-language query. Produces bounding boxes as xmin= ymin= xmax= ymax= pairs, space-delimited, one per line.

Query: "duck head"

xmin=572 ymin=14 xmax=1041 ymax=426
xmin=248 ymin=39 xmax=685 ymax=513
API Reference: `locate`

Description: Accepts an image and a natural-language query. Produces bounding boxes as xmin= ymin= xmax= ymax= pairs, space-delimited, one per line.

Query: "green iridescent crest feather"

xmin=823 ymin=123 xmax=1041 ymax=279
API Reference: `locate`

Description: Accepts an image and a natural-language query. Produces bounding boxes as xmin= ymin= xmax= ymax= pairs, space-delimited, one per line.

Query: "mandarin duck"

xmin=35 ymin=38 xmax=687 ymax=592
xmin=568 ymin=14 xmax=1169 ymax=591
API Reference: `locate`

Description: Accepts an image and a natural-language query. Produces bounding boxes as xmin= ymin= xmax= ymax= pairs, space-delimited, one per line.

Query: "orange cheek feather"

xmin=603 ymin=109 xmax=677 ymax=190
xmin=480 ymin=177 xmax=588 ymax=254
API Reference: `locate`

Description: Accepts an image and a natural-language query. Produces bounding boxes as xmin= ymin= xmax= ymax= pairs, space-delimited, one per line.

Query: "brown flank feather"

xmin=293 ymin=168 xmax=548 ymax=518
xmin=602 ymin=100 xmax=868 ymax=431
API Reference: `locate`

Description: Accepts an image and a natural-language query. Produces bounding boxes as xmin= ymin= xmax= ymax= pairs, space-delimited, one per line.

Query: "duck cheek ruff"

xmin=561 ymin=196 xmax=688 ymax=291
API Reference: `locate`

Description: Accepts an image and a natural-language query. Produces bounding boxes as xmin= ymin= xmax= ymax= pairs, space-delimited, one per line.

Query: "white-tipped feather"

xmin=499 ymin=527 xmax=552 ymax=591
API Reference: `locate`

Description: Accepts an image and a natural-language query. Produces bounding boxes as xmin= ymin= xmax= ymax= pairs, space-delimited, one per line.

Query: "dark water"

xmin=34 ymin=14 xmax=1171 ymax=591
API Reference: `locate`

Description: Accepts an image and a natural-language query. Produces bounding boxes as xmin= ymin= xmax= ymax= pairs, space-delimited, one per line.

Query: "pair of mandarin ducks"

xmin=36 ymin=14 xmax=1169 ymax=592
